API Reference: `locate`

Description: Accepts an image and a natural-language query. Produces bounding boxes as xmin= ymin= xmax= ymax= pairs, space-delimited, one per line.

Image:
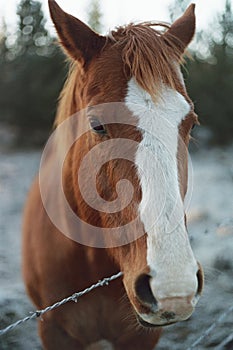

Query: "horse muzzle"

xmin=135 ymin=295 xmax=198 ymax=327
xmin=132 ymin=268 xmax=203 ymax=328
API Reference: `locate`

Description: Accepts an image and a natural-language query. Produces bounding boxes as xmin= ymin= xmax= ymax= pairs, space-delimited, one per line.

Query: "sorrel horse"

xmin=23 ymin=1 xmax=204 ymax=349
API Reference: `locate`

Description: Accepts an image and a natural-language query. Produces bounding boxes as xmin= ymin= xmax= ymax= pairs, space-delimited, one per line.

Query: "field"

xmin=0 ymin=147 xmax=232 ymax=349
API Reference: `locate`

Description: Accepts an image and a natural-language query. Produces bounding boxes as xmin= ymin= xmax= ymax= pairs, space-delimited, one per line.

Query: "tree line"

xmin=0 ymin=0 xmax=232 ymax=147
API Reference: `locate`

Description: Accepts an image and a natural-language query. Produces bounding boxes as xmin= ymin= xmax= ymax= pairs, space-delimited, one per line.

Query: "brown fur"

xmin=56 ymin=22 xmax=185 ymax=128
xmin=111 ymin=22 xmax=183 ymax=98
xmin=23 ymin=2 xmax=202 ymax=349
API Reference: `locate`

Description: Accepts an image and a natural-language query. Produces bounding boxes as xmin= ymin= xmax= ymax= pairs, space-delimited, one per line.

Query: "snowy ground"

xmin=0 ymin=147 xmax=232 ymax=350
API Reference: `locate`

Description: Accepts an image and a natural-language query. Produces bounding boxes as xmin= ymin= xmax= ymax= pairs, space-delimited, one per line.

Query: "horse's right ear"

xmin=48 ymin=0 xmax=106 ymax=64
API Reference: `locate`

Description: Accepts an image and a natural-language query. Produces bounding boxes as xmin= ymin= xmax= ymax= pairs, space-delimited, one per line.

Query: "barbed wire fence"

xmin=0 ymin=271 xmax=232 ymax=350
xmin=0 ymin=272 xmax=123 ymax=336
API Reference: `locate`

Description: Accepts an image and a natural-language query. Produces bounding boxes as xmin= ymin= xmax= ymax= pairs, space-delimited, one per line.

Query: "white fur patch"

xmin=125 ymin=78 xmax=198 ymax=299
xmin=86 ymin=339 xmax=114 ymax=350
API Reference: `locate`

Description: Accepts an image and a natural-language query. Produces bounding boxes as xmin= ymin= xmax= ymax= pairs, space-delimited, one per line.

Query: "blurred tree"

xmin=87 ymin=0 xmax=102 ymax=33
xmin=187 ymin=0 xmax=233 ymax=145
xmin=0 ymin=19 xmax=8 ymax=63
xmin=219 ymin=0 xmax=233 ymax=42
xmin=16 ymin=0 xmax=53 ymax=57
xmin=0 ymin=0 xmax=67 ymax=147
xmin=0 ymin=20 xmax=10 ymax=122
xmin=169 ymin=0 xmax=190 ymax=22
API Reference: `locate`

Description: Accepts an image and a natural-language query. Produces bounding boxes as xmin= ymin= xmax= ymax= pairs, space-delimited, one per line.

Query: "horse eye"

xmin=89 ymin=117 xmax=106 ymax=134
xmin=191 ymin=123 xmax=196 ymax=130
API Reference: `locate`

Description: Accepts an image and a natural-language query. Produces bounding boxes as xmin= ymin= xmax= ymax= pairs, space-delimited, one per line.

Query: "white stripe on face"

xmin=125 ymin=78 xmax=198 ymax=299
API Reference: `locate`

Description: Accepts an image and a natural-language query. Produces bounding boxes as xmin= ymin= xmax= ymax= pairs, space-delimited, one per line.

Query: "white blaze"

xmin=125 ymin=78 xmax=198 ymax=299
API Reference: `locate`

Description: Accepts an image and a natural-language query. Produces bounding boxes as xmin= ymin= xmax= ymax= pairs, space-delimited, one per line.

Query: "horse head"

xmin=48 ymin=0 xmax=204 ymax=328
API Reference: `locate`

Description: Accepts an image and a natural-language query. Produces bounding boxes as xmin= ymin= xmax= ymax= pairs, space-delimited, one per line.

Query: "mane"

xmin=110 ymin=22 xmax=185 ymax=98
xmin=55 ymin=22 xmax=185 ymax=126
xmin=55 ymin=61 xmax=84 ymax=126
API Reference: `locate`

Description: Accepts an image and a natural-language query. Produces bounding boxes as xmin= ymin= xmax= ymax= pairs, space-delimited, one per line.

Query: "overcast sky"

xmin=0 ymin=0 xmax=231 ymax=35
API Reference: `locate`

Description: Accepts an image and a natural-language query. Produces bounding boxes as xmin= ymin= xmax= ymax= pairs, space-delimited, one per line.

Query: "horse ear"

xmin=165 ymin=4 xmax=196 ymax=54
xmin=48 ymin=0 xmax=106 ymax=64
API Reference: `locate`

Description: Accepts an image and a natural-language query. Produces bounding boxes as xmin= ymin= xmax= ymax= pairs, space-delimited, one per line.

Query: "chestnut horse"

xmin=23 ymin=1 xmax=204 ymax=349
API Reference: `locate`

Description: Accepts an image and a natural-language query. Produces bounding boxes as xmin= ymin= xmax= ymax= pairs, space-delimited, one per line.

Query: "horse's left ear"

xmin=164 ymin=4 xmax=196 ymax=55
xmin=48 ymin=0 xmax=106 ymax=64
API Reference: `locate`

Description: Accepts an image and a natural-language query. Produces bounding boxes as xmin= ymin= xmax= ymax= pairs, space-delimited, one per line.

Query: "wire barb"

xmin=0 ymin=271 xmax=123 ymax=337
xmin=35 ymin=311 xmax=42 ymax=318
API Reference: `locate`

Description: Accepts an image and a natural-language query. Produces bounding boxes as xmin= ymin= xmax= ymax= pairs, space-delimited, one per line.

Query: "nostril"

xmin=161 ymin=311 xmax=176 ymax=321
xmin=134 ymin=274 xmax=157 ymax=306
xmin=196 ymin=266 xmax=204 ymax=296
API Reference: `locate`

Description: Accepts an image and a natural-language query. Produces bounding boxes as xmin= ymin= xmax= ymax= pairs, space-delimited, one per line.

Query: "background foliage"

xmin=0 ymin=0 xmax=232 ymax=147
xmin=186 ymin=0 xmax=233 ymax=145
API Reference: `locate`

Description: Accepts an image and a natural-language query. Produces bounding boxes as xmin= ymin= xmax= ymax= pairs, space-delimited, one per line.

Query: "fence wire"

xmin=0 ymin=271 xmax=123 ymax=336
xmin=187 ymin=304 xmax=233 ymax=350
xmin=0 ymin=271 xmax=232 ymax=350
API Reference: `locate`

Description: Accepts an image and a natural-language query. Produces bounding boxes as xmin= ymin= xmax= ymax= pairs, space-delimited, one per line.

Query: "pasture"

xmin=0 ymin=147 xmax=232 ymax=349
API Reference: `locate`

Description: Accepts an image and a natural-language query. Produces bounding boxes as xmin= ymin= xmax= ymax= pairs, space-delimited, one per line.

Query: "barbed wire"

xmin=186 ymin=304 xmax=233 ymax=350
xmin=0 ymin=271 xmax=232 ymax=350
xmin=0 ymin=271 xmax=123 ymax=336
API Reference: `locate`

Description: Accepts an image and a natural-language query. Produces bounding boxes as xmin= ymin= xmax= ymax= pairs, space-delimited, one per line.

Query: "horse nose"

xmin=134 ymin=267 xmax=204 ymax=323
xmin=134 ymin=273 xmax=158 ymax=308
xmin=157 ymin=296 xmax=194 ymax=322
xmin=196 ymin=264 xmax=204 ymax=296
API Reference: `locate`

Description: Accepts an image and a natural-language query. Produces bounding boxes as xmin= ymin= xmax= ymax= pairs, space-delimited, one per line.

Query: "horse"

xmin=22 ymin=1 xmax=204 ymax=349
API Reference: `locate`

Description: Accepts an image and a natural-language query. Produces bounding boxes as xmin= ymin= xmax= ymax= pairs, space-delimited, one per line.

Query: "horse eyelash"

xmin=88 ymin=117 xmax=107 ymax=134
xmin=191 ymin=121 xmax=199 ymax=131
xmin=191 ymin=124 xmax=196 ymax=130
